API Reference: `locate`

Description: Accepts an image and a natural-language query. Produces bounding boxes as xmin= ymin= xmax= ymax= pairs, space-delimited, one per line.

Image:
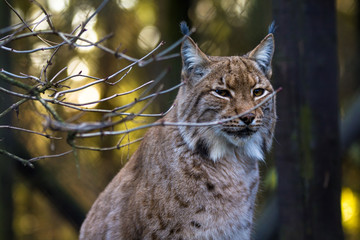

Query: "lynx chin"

xmin=80 ymin=25 xmax=276 ymax=240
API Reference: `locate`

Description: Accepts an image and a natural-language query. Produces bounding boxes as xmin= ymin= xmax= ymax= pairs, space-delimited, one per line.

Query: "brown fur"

xmin=80 ymin=33 xmax=276 ymax=240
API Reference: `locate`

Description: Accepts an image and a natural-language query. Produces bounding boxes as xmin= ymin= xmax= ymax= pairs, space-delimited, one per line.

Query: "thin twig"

xmin=4 ymin=0 xmax=53 ymax=46
xmin=1 ymin=42 xmax=65 ymax=54
xmin=72 ymin=137 xmax=143 ymax=152
xmin=0 ymin=98 xmax=28 ymax=119
xmin=111 ymin=82 xmax=182 ymax=113
xmin=105 ymin=66 xmax=132 ymax=86
xmin=29 ymin=150 xmax=73 ymax=162
xmin=30 ymin=0 xmax=55 ymax=31
xmin=0 ymin=125 xmax=61 ymax=139
xmin=116 ymin=104 xmax=174 ymax=118
xmin=0 ymin=86 xmax=36 ymax=99
xmin=0 ymin=72 xmax=33 ymax=91
xmin=49 ymin=67 xmax=67 ymax=83
xmin=0 ymin=149 xmax=34 ymax=167
xmin=53 ymin=78 xmax=108 ymax=99
xmin=60 ymin=80 xmax=154 ymax=107
xmin=1 ymin=69 xmax=33 ymax=79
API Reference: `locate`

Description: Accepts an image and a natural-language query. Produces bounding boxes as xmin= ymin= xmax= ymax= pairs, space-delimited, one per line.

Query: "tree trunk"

xmin=0 ymin=1 xmax=14 ymax=239
xmin=272 ymin=0 xmax=343 ymax=239
xmin=155 ymin=0 xmax=192 ymax=111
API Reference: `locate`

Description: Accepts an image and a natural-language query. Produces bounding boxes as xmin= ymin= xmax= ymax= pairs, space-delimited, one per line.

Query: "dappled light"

xmin=47 ymin=0 xmax=69 ymax=13
xmin=30 ymin=43 xmax=53 ymax=69
xmin=342 ymin=188 xmax=360 ymax=232
xmin=71 ymin=5 xmax=96 ymax=29
xmin=135 ymin=1 xmax=157 ymax=26
xmin=116 ymin=0 xmax=139 ymax=10
xmin=137 ymin=25 xmax=161 ymax=51
xmin=76 ymin=30 xmax=99 ymax=52
xmin=29 ymin=11 xmax=50 ymax=31
xmin=221 ymin=0 xmax=249 ymax=16
xmin=195 ymin=0 xmax=216 ymax=21
xmin=67 ymin=57 xmax=90 ymax=78
xmin=76 ymin=86 xmax=101 ymax=108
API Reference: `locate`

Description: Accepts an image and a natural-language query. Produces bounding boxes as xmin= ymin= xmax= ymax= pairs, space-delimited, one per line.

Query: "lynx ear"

xmin=248 ymin=34 xmax=274 ymax=78
xmin=181 ymin=36 xmax=210 ymax=82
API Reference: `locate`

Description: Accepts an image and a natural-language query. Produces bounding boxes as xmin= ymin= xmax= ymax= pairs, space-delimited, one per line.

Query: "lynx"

xmin=80 ymin=25 xmax=276 ymax=240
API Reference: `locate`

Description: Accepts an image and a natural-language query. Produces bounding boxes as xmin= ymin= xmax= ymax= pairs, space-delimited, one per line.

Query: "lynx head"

xmin=175 ymin=33 xmax=276 ymax=162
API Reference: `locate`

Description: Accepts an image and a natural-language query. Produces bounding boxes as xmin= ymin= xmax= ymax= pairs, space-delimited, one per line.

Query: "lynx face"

xmin=176 ymin=34 xmax=276 ymax=162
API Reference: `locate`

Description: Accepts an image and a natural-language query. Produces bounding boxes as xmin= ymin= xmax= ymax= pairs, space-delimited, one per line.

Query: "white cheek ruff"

xmin=242 ymin=132 xmax=264 ymax=161
xmin=208 ymin=130 xmax=265 ymax=162
xmin=178 ymin=125 xmax=231 ymax=163
xmin=221 ymin=130 xmax=264 ymax=162
xmin=208 ymin=134 xmax=231 ymax=161
xmin=178 ymin=116 xmax=265 ymax=162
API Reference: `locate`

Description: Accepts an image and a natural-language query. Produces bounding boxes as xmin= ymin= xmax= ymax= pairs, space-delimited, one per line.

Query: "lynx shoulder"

xmin=80 ymin=28 xmax=276 ymax=240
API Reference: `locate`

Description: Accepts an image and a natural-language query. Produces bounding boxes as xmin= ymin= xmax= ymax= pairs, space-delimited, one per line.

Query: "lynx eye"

xmin=214 ymin=89 xmax=231 ymax=98
xmin=253 ymin=88 xmax=265 ymax=97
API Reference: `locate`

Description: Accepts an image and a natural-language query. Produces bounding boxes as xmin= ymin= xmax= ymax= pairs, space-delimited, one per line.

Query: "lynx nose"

xmin=240 ymin=113 xmax=255 ymax=125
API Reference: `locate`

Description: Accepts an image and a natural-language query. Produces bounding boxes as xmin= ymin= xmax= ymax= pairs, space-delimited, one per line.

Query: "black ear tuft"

xmin=268 ymin=21 xmax=277 ymax=34
xmin=180 ymin=21 xmax=190 ymax=36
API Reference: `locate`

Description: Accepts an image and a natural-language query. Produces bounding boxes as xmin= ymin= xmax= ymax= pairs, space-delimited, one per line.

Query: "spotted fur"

xmin=80 ymin=33 xmax=276 ymax=240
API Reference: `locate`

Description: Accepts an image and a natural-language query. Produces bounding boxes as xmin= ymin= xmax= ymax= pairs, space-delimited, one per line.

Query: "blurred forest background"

xmin=0 ymin=0 xmax=359 ymax=239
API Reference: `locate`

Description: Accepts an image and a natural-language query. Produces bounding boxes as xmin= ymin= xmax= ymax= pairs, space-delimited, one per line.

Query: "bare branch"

xmin=0 ymin=0 xmax=194 ymax=162
xmin=72 ymin=138 xmax=143 ymax=152
xmin=30 ymin=0 xmax=55 ymax=31
xmin=5 ymin=0 xmax=32 ymax=32
xmin=69 ymin=0 xmax=110 ymax=46
xmin=0 ymin=149 xmax=34 ymax=167
xmin=29 ymin=150 xmax=73 ymax=162
xmin=0 ymin=125 xmax=61 ymax=139
xmin=0 ymin=98 xmax=28 ymax=119
xmin=60 ymin=80 xmax=154 ymax=107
